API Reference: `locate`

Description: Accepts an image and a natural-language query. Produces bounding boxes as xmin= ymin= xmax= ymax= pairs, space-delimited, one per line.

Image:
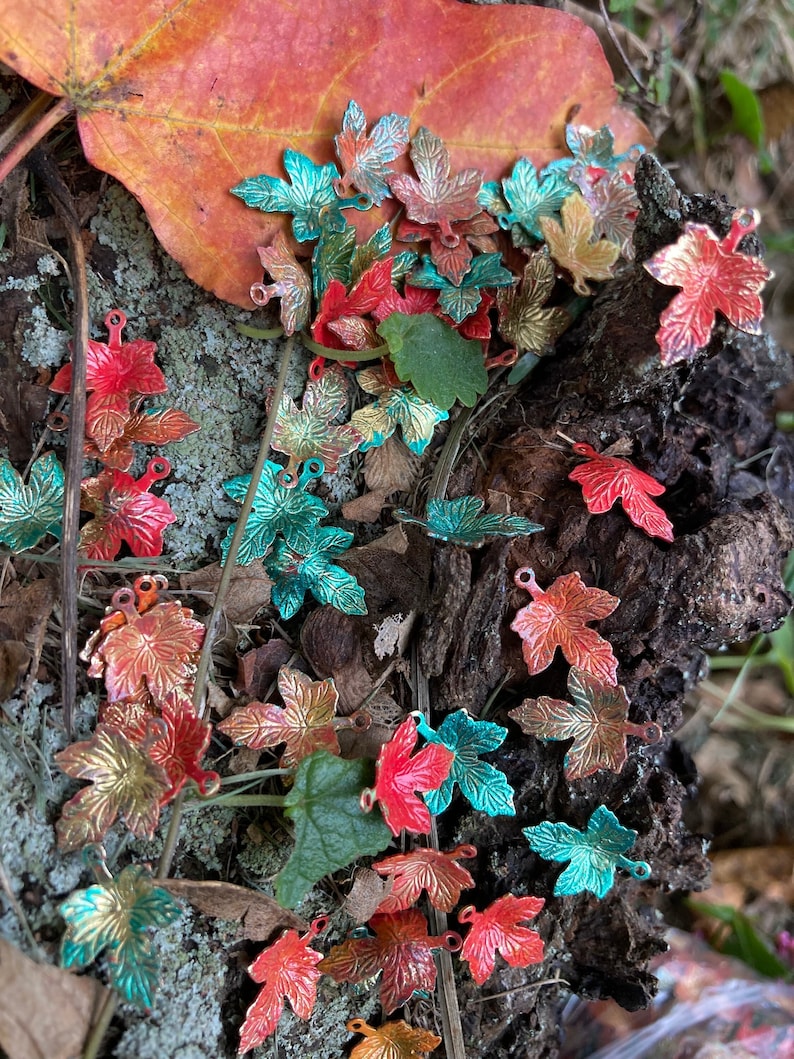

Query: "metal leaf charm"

xmin=408 ymin=252 xmax=513 ymax=323
xmin=312 ymin=257 xmax=394 ymax=349
xmin=55 ymin=725 xmax=171 ymax=850
xmin=578 ymin=169 xmax=638 ymax=260
xmin=496 ymin=250 xmax=569 ymax=356
xmin=523 ymin=804 xmax=651 ymax=898
xmin=220 ymin=459 xmax=328 ymax=566
xmin=250 ymin=232 xmax=312 ymax=335
xmin=564 ymin=122 xmax=644 ymax=172
xmin=394 ymin=495 xmax=543 ymax=547
xmin=347 ymin=1017 xmax=442 ymax=1059
xmin=372 ymin=844 xmax=477 ymax=913
xmin=478 ymin=158 xmax=575 ymax=244
xmin=510 ymin=567 xmax=620 ymax=685
xmin=82 ymin=407 xmax=200 ymax=472
xmin=265 ymin=525 xmax=367 ymax=619
xmin=50 ymin=309 xmax=167 ymax=457
xmin=0 ymin=452 xmax=64 ymax=552
xmin=568 ymin=441 xmax=674 ymax=542
xmin=539 ymin=192 xmax=620 ymax=296
xmin=643 ymin=207 xmax=772 ymax=366
xmin=509 ymin=666 xmax=662 ymax=780
xmin=270 ymin=364 xmax=364 ymax=472
xmin=458 ymin=894 xmax=544 ymax=985
xmin=350 ymin=365 xmax=449 ymax=456
xmin=60 ymin=857 xmax=181 ymax=1008
xmin=397 ymin=211 xmax=498 ymax=285
xmin=319 ymin=908 xmax=461 ymax=1014
xmin=334 ymin=100 xmax=410 ymax=205
xmin=79 ymin=457 xmax=176 ymax=561
xmin=414 ymin=710 xmax=515 ymax=817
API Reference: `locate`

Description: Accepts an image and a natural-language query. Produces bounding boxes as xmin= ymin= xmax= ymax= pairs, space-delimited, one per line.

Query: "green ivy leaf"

xmin=377 ymin=312 xmax=487 ymax=411
xmin=276 ymin=751 xmax=391 ymax=908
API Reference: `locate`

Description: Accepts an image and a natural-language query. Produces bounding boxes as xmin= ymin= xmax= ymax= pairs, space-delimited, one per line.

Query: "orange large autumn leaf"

xmin=0 ymin=1 xmax=650 ymax=307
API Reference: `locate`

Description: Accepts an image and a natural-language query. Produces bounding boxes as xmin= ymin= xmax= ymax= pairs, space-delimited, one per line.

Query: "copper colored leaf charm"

xmin=578 ymin=169 xmax=638 ymax=260
xmin=539 ymin=192 xmax=620 ymax=295
xmin=82 ymin=407 xmax=200 ymax=472
xmin=79 ymin=457 xmax=176 ymax=561
xmin=523 ymin=804 xmax=651 ymax=898
xmin=0 ymin=452 xmax=64 ymax=552
xmin=347 ymin=1017 xmax=442 ymax=1059
xmin=397 ymin=211 xmax=498 ymax=285
xmin=250 ymin=232 xmax=312 ymax=335
xmin=55 ymin=725 xmax=171 ymax=850
xmin=643 ymin=207 xmax=772 ymax=366
xmin=458 ymin=894 xmax=544 ymax=985
xmin=239 ymin=916 xmax=327 ymax=1052
xmin=360 ymin=716 xmax=454 ymax=836
xmin=270 ymin=364 xmax=364 ymax=472
xmin=372 ymin=844 xmax=477 ymax=913
xmin=60 ymin=859 xmax=181 ymax=1008
xmin=509 ymin=666 xmax=662 ymax=780
xmin=497 ymin=251 xmax=569 ymax=356
xmin=568 ymin=441 xmax=674 ymax=542
xmin=319 ymin=908 xmax=461 ymax=1014
xmin=334 ymin=100 xmax=410 ymax=205
xmin=350 ymin=365 xmax=449 ymax=456
xmin=511 ymin=568 xmax=620 ymax=685
xmin=394 ymin=495 xmax=543 ymax=548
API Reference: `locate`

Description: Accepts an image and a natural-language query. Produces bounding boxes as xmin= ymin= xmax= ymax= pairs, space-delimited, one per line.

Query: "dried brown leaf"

xmin=0 ymin=640 xmax=31 ymax=701
xmin=159 ymin=880 xmax=305 ymax=941
xmin=363 ymin=435 xmax=420 ymax=494
xmin=179 ymin=559 xmax=272 ymax=625
xmin=343 ymin=868 xmax=393 ymax=925
xmin=236 ymin=639 xmax=295 ymax=699
xmin=341 ymin=490 xmax=390 ymax=523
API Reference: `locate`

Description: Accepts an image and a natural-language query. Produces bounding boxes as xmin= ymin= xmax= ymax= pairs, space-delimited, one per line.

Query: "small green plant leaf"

xmin=277 ymin=751 xmax=391 ymax=908
xmin=377 ymin=312 xmax=487 ymax=411
xmin=688 ymin=899 xmax=792 ymax=980
xmin=720 ymin=71 xmax=765 ymax=151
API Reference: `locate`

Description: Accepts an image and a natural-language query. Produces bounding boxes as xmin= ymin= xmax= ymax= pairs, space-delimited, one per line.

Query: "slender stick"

xmin=81 ymin=992 xmax=117 ymax=1059
xmin=0 ymin=91 xmax=53 ymax=158
xmin=0 ymin=97 xmax=73 ymax=184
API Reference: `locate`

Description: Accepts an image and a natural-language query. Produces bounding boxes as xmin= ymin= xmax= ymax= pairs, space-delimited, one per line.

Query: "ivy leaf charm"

xmin=0 ymin=452 xmax=64 ymax=552
xmin=414 ymin=710 xmax=516 ymax=817
xmin=50 ymin=309 xmax=167 ymax=457
xmin=509 ymin=667 xmax=662 ymax=780
xmin=334 ymin=100 xmax=410 ymax=205
xmin=60 ymin=859 xmax=181 ymax=1008
xmin=372 ymin=844 xmax=477 ymax=913
xmin=564 ymin=122 xmax=644 ymax=173
xmin=350 ymin=364 xmax=449 ymax=455
xmin=397 ymin=211 xmax=498 ymax=285
xmin=388 ymin=126 xmax=482 ymax=245
xmin=221 ymin=459 xmax=328 ymax=566
xmin=408 ymin=252 xmax=513 ymax=323
xmin=312 ymin=257 xmax=394 ymax=349
xmin=250 ymin=232 xmax=312 ymax=335
xmin=643 ymin=207 xmax=772 ymax=366
xmin=270 ymin=365 xmax=364 ymax=472
xmin=347 ymin=1017 xmax=442 ymax=1059
xmin=82 ymin=407 xmax=200 ymax=473
xmin=458 ymin=894 xmax=545 ymax=985
xmin=496 ymin=251 xmax=570 ymax=357
xmin=55 ymin=725 xmax=171 ymax=850
xmin=511 ymin=568 xmax=620 ymax=685
xmin=360 ymin=716 xmax=454 ymax=836
xmin=319 ymin=908 xmax=461 ymax=1014
xmin=265 ymin=525 xmax=367 ymax=619
xmin=539 ymin=192 xmax=620 ymax=296
xmin=394 ymin=495 xmax=543 ymax=548
xmin=478 ymin=158 xmax=575 ymax=244
xmin=523 ymin=804 xmax=651 ymax=898
xmin=238 ymin=917 xmax=327 ymax=1053
xmin=79 ymin=457 xmax=176 ymax=561
xmin=568 ymin=441 xmax=674 ymax=542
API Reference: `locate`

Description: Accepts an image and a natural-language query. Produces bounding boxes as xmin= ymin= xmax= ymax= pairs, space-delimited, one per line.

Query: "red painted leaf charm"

xmin=458 ymin=894 xmax=544 ymax=985
xmin=511 ymin=568 xmax=620 ymax=685
xmin=397 ymin=211 xmax=498 ymax=285
xmin=372 ymin=843 xmax=477 ymax=913
xmin=643 ymin=207 xmax=772 ymax=366
xmin=568 ymin=441 xmax=674 ymax=542
xmin=318 ymin=908 xmax=461 ymax=1014
xmin=239 ymin=916 xmax=327 ymax=1053
xmin=79 ymin=457 xmax=176 ymax=560
xmin=360 ymin=717 xmax=453 ymax=836
xmin=50 ymin=309 xmax=167 ymax=457
xmin=312 ymin=258 xmax=394 ymax=350
xmin=509 ymin=666 xmax=662 ymax=780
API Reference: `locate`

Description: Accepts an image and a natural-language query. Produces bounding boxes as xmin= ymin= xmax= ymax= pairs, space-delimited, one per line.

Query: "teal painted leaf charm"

xmin=265 ymin=525 xmax=367 ymax=619
xmin=350 ymin=364 xmax=449 ymax=455
xmin=60 ymin=858 xmax=181 ymax=1008
xmin=312 ymin=222 xmax=357 ymax=303
xmin=0 ymin=452 xmax=64 ymax=552
xmin=220 ymin=460 xmax=327 ymax=566
xmin=408 ymin=253 xmax=513 ymax=323
xmin=334 ymin=100 xmax=410 ymax=206
xmin=564 ymin=123 xmax=644 ymax=173
xmin=415 ymin=710 xmax=515 ymax=817
xmin=394 ymin=495 xmax=543 ymax=547
xmin=522 ymin=804 xmax=651 ymax=898
xmin=478 ymin=159 xmax=575 ymax=245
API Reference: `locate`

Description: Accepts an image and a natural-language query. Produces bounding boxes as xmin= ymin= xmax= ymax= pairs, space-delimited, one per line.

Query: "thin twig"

xmin=597 ymin=0 xmax=647 ymax=93
xmin=81 ymin=992 xmax=117 ymax=1059
xmin=0 ymin=97 xmax=73 ymax=184
xmin=0 ymin=90 xmax=53 ymax=157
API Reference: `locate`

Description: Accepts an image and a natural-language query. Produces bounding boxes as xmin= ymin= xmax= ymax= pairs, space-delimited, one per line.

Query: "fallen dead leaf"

xmin=0 ymin=640 xmax=32 ymax=702
xmin=0 ymin=937 xmax=107 ymax=1059
xmin=363 ymin=436 xmax=420 ymax=494
xmin=179 ymin=560 xmax=272 ymax=625
xmin=235 ymin=639 xmax=295 ymax=699
xmin=343 ymin=868 xmax=393 ymax=925
xmin=342 ymin=490 xmax=390 ymax=523
xmin=0 ymin=577 xmax=55 ymax=682
xmin=160 ymin=879 xmax=305 ymax=941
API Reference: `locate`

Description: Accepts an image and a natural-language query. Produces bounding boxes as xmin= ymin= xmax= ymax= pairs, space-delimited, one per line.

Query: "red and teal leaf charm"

xmin=407 ymin=252 xmax=513 ymax=324
xmin=270 ymin=364 xmax=363 ymax=473
xmin=568 ymin=441 xmax=674 ymax=542
xmin=50 ymin=309 xmax=167 ymax=458
xmin=643 ymin=207 xmax=772 ymax=365
xmin=60 ymin=855 xmax=181 ymax=1008
xmin=511 ymin=568 xmax=620 ymax=685
xmin=0 ymin=452 xmax=64 ymax=552
xmin=250 ymin=232 xmax=312 ymax=335
xmin=347 ymin=1017 xmax=442 ymax=1059
xmin=509 ymin=667 xmax=662 ymax=780
xmin=458 ymin=894 xmax=545 ymax=985
xmin=318 ymin=908 xmax=461 ymax=1014
xmin=79 ymin=457 xmax=176 ymax=561
xmin=334 ymin=100 xmax=410 ymax=205
xmin=239 ymin=916 xmax=327 ymax=1053
xmin=311 ymin=258 xmax=394 ymax=350
xmin=523 ymin=804 xmax=651 ymax=898
xmin=372 ymin=844 xmax=477 ymax=914
xmin=360 ymin=716 xmax=454 ymax=836
xmin=397 ymin=211 xmax=498 ymax=285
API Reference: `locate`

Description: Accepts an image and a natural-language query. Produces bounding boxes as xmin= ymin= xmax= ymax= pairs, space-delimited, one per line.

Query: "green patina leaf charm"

xmin=394 ymin=495 xmax=543 ymax=547
xmin=0 ymin=452 xmax=64 ymax=552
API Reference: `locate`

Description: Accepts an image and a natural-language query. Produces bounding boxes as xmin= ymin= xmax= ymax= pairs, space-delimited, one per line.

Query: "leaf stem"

xmin=81 ymin=991 xmax=117 ymax=1059
xmin=235 ymin=322 xmax=285 ymax=340
xmin=298 ymin=333 xmax=388 ymax=362
xmin=182 ymin=794 xmax=288 ymax=809
xmin=0 ymin=96 xmax=73 ymax=184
